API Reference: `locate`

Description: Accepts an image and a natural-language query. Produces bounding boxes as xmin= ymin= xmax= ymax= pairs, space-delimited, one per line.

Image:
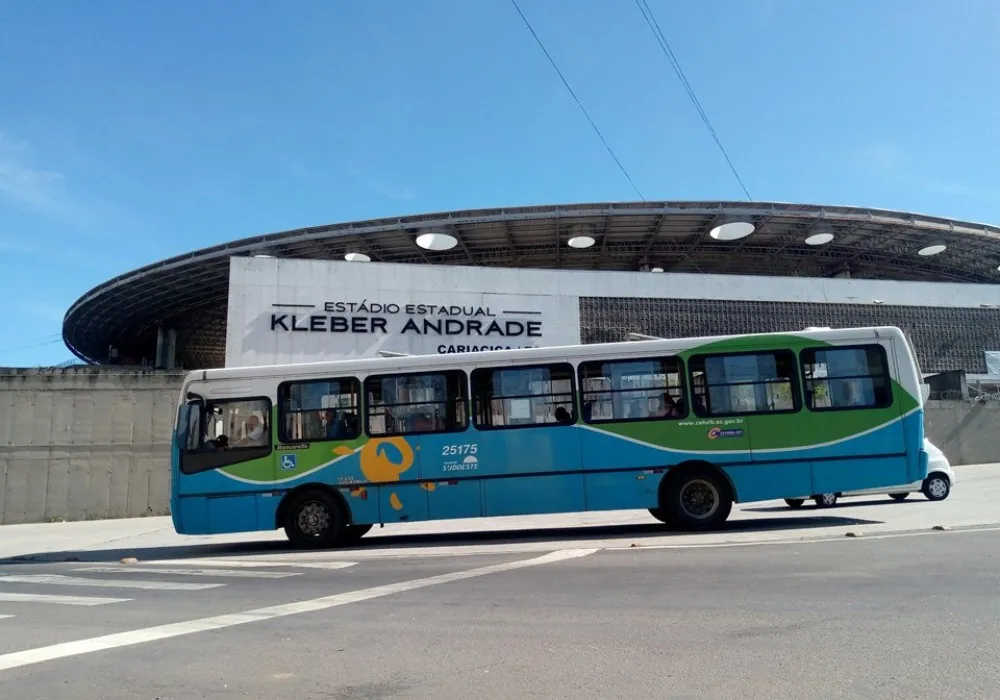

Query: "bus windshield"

xmin=175 ymin=402 xmax=201 ymax=451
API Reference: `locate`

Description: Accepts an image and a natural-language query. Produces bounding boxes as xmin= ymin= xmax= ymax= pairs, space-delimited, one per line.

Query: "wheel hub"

xmin=680 ymin=479 xmax=719 ymax=519
xmin=928 ymin=478 xmax=948 ymax=498
xmin=297 ymin=502 xmax=331 ymax=536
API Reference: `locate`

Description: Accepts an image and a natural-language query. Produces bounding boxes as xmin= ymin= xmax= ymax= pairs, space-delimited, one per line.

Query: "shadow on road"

xmin=745 ymin=498 xmax=928 ymax=513
xmin=0 ymin=512 xmax=884 ymax=566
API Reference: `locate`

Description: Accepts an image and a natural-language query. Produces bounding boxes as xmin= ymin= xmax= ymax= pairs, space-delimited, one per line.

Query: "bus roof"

xmin=185 ymin=326 xmax=907 ymax=385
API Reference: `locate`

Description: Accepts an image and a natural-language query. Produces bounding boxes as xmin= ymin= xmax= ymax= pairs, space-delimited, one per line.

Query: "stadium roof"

xmin=63 ymin=200 xmax=1000 ymax=368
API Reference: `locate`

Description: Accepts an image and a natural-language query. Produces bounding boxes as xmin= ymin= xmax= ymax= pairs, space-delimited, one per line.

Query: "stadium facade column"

xmin=155 ymin=326 xmax=177 ymax=370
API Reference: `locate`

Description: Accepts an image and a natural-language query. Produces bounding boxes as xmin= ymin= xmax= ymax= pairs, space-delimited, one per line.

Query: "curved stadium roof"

xmin=63 ymin=200 xmax=1000 ymax=368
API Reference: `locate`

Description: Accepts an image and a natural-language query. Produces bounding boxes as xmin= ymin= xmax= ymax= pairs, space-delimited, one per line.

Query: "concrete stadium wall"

xmin=0 ymin=369 xmax=995 ymax=525
xmin=924 ymin=400 xmax=1000 ymax=468
xmin=0 ymin=368 xmax=185 ymax=525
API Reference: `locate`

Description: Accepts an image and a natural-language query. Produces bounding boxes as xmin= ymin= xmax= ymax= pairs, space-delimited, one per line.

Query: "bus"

xmin=170 ymin=326 xmax=929 ymax=548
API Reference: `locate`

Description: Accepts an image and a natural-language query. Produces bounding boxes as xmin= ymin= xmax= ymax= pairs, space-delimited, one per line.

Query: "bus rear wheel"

xmin=340 ymin=523 xmax=374 ymax=544
xmin=283 ymin=489 xmax=347 ymax=549
xmin=662 ymin=468 xmax=733 ymax=530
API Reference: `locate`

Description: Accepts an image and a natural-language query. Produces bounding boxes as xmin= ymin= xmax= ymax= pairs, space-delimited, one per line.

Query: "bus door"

xmin=416 ymin=431 xmax=482 ymax=520
xmin=174 ymin=392 xmax=274 ymax=533
xmin=464 ymin=362 xmax=584 ymax=519
xmin=688 ymin=350 xmax=810 ymax=503
xmin=799 ymin=340 xmax=909 ymax=493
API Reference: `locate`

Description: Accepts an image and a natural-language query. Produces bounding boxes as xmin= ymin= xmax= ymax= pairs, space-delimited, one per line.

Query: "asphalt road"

xmin=1 ymin=525 xmax=998 ymax=700
xmin=5 ymin=463 xmax=999 ymax=567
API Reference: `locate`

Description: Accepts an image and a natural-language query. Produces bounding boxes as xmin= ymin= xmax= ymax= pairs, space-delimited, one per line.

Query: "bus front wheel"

xmin=648 ymin=507 xmax=671 ymax=524
xmin=283 ymin=489 xmax=347 ymax=549
xmin=662 ymin=468 xmax=733 ymax=530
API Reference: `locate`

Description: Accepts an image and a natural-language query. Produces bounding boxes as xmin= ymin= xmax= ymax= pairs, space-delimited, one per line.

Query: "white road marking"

xmin=73 ymin=567 xmax=300 ymax=579
xmin=0 ymin=574 xmax=223 ymax=592
xmin=143 ymin=559 xmax=358 ymax=571
xmin=0 ymin=593 xmax=130 ymax=606
xmin=0 ymin=615 xmax=13 ymax=620
xmin=0 ymin=548 xmax=596 ymax=672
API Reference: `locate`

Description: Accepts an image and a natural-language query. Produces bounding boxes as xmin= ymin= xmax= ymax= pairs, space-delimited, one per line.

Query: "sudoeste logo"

xmin=280 ymin=454 xmax=297 ymax=471
xmin=708 ymin=426 xmax=744 ymax=439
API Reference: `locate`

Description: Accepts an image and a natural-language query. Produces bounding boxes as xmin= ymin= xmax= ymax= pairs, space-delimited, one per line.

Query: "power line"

xmin=509 ymin=0 xmax=645 ymax=201
xmin=0 ymin=335 xmax=63 ymax=355
xmin=633 ymin=0 xmax=753 ymax=201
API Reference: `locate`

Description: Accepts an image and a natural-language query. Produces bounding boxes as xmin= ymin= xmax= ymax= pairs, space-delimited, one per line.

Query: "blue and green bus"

xmin=171 ymin=326 xmax=929 ymax=547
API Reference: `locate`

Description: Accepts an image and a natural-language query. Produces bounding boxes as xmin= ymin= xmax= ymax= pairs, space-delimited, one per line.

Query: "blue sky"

xmin=1 ymin=0 xmax=998 ymax=366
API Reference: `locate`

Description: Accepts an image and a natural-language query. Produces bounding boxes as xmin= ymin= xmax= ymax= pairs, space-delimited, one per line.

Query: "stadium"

xmin=62 ymin=200 xmax=1000 ymax=377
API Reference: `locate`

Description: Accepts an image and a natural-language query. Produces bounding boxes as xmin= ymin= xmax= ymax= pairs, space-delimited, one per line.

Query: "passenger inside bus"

xmin=317 ymin=408 xmax=354 ymax=440
xmin=653 ymin=393 xmax=681 ymax=418
xmin=553 ymin=406 xmax=573 ymax=424
xmin=234 ymin=414 xmax=268 ymax=447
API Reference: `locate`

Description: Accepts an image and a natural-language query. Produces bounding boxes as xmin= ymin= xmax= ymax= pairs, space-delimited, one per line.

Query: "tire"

xmin=662 ymin=468 xmax=733 ymax=530
xmin=813 ymin=493 xmax=838 ymax=508
xmin=282 ymin=489 xmax=347 ymax=549
xmin=922 ymin=473 xmax=951 ymax=501
xmin=648 ymin=507 xmax=672 ymax=524
xmin=340 ymin=523 xmax=374 ymax=544
xmin=889 ymin=493 xmax=909 ymax=502
xmin=784 ymin=498 xmax=805 ymax=509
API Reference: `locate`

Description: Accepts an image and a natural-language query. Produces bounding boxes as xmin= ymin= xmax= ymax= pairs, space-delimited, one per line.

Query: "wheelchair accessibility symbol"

xmin=280 ymin=454 xmax=297 ymax=471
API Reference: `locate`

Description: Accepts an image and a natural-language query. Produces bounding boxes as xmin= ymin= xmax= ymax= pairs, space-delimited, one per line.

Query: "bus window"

xmin=179 ymin=397 xmax=272 ymax=474
xmin=364 ymin=370 xmax=468 ymax=436
xmin=800 ymin=345 xmax=893 ymax=411
xmin=278 ymin=377 xmax=361 ymax=442
xmin=688 ymin=351 xmax=799 ymax=417
xmin=472 ymin=363 xmax=576 ymax=429
xmin=578 ymin=356 xmax=686 ymax=423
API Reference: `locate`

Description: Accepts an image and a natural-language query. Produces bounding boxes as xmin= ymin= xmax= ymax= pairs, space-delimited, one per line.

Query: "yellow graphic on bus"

xmin=359 ymin=437 xmax=415 ymax=513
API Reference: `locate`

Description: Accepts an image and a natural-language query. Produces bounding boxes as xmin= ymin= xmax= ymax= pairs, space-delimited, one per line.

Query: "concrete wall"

xmin=0 ymin=368 xmax=185 ymax=525
xmin=0 ymin=368 xmax=995 ymax=525
xmin=924 ymin=400 xmax=1000 ymax=467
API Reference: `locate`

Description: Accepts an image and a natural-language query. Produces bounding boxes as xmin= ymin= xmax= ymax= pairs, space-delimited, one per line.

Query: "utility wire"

xmin=633 ymin=0 xmax=753 ymax=201
xmin=509 ymin=0 xmax=645 ymax=201
xmin=0 ymin=335 xmax=63 ymax=354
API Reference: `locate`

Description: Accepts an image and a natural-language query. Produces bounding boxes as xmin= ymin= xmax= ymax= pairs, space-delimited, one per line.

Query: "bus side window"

xmin=364 ymin=370 xmax=468 ymax=437
xmin=688 ymin=351 xmax=799 ymax=417
xmin=471 ymin=362 xmax=576 ymax=429
xmin=278 ymin=377 xmax=362 ymax=443
xmin=577 ymin=356 xmax=686 ymax=423
xmin=800 ymin=345 xmax=893 ymax=411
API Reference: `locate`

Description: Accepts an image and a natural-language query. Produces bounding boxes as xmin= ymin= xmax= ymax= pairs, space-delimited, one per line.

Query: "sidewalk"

xmin=0 ymin=517 xmax=287 ymax=563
